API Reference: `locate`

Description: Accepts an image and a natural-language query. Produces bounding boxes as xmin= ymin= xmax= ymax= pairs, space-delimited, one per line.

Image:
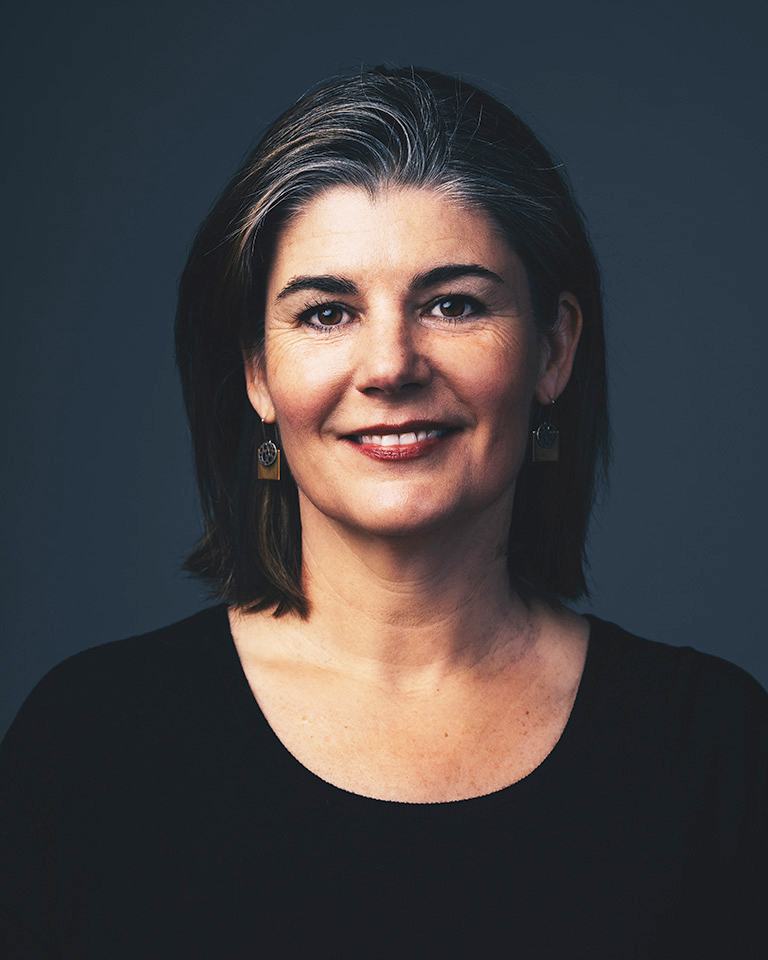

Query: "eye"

xmin=298 ymin=302 xmax=352 ymax=329
xmin=313 ymin=305 xmax=345 ymax=325
xmin=426 ymin=296 xmax=481 ymax=320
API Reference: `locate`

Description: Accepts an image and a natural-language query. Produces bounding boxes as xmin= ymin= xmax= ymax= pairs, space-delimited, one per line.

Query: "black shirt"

xmin=1 ymin=607 xmax=766 ymax=957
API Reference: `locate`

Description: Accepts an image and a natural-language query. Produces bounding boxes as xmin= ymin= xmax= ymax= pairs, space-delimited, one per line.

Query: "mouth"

xmin=343 ymin=422 xmax=454 ymax=460
xmin=353 ymin=428 xmax=446 ymax=446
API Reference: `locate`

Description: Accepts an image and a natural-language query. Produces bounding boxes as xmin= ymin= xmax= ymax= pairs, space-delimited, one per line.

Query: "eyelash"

xmin=295 ymin=295 xmax=485 ymax=332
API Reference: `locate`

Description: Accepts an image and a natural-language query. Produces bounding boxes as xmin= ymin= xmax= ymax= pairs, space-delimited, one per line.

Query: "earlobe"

xmin=244 ymin=353 xmax=277 ymax=423
xmin=535 ymin=292 xmax=583 ymax=405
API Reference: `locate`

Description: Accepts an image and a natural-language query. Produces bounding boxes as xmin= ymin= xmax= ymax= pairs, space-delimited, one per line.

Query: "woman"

xmin=1 ymin=66 xmax=765 ymax=957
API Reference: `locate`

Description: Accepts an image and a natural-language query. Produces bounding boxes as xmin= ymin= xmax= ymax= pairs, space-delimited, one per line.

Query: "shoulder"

xmin=586 ymin=614 xmax=767 ymax=698
xmin=584 ymin=614 xmax=768 ymax=757
xmin=27 ymin=604 xmax=229 ymax=701
xmin=582 ymin=618 xmax=767 ymax=948
xmin=2 ymin=605 xmax=232 ymax=758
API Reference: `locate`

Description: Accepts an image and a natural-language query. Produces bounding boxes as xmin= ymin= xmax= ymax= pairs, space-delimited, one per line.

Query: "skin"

xmin=231 ymin=185 xmax=589 ymax=803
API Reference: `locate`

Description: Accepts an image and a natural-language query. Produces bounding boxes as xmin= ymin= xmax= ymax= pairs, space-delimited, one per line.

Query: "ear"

xmin=243 ymin=351 xmax=277 ymax=423
xmin=534 ymin=292 xmax=583 ymax=405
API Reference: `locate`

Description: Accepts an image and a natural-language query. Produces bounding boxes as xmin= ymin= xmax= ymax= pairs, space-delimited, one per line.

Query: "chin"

xmin=338 ymin=498 xmax=500 ymax=543
xmin=336 ymin=507 xmax=449 ymax=540
xmin=301 ymin=493 xmax=454 ymax=541
xmin=299 ymin=478 xmax=516 ymax=543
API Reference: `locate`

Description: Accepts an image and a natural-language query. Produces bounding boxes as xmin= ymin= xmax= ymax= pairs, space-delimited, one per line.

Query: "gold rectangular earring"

xmin=257 ymin=447 xmax=280 ymax=480
xmin=257 ymin=420 xmax=281 ymax=480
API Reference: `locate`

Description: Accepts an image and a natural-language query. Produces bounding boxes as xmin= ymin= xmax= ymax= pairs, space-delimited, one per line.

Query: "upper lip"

xmin=343 ymin=420 xmax=455 ymax=437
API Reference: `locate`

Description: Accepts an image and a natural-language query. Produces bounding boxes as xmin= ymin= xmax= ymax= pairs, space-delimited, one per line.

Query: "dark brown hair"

xmin=175 ymin=66 xmax=609 ymax=615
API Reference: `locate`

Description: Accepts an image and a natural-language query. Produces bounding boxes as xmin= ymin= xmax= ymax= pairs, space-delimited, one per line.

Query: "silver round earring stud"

xmin=257 ymin=440 xmax=278 ymax=467
xmin=534 ymin=422 xmax=558 ymax=450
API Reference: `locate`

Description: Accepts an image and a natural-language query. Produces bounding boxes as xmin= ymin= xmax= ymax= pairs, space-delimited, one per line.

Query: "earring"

xmin=257 ymin=419 xmax=281 ymax=480
xmin=532 ymin=399 xmax=559 ymax=462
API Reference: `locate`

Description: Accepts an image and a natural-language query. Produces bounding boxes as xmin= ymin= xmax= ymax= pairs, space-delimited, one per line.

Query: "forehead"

xmin=267 ymin=185 xmax=522 ymax=290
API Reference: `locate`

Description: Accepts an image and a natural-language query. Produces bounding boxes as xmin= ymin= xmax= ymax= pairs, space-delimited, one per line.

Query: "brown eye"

xmin=298 ymin=301 xmax=353 ymax=331
xmin=315 ymin=305 xmax=345 ymax=325
xmin=435 ymin=297 xmax=472 ymax=318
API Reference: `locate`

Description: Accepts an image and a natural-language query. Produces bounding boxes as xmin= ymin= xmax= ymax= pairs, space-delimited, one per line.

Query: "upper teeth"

xmin=358 ymin=430 xmax=443 ymax=445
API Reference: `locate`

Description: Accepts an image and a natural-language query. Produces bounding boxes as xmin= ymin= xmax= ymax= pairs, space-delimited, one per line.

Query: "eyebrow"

xmin=410 ymin=263 xmax=504 ymax=290
xmin=274 ymin=263 xmax=504 ymax=302
xmin=275 ymin=275 xmax=358 ymax=300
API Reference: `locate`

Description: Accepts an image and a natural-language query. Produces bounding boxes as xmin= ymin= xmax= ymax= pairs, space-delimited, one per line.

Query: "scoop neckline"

xmin=213 ymin=605 xmax=604 ymax=819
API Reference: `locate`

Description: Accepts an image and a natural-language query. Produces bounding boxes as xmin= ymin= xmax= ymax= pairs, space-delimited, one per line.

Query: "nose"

xmin=352 ymin=312 xmax=432 ymax=395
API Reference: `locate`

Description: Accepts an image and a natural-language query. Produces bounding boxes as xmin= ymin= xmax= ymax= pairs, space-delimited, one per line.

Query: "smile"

xmin=354 ymin=429 xmax=446 ymax=446
xmin=344 ymin=425 xmax=453 ymax=461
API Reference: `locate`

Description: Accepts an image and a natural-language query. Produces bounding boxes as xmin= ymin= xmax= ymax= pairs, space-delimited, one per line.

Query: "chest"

xmin=239 ymin=666 xmax=581 ymax=802
xmin=57 ymin=730 xmax=731 ymax=959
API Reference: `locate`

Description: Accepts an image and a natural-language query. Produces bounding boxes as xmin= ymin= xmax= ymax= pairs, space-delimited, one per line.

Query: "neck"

xmin=280 ymin=494 xmax=536 ymax=685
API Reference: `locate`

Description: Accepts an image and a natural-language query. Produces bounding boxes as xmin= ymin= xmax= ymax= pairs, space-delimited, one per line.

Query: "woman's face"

xmin=247 ymin=186 xmax=580 ymax=541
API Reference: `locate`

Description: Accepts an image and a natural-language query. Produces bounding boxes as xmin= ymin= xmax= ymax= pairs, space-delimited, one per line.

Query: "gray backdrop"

xmin=2 ymin=0 xmax=766 ymax=736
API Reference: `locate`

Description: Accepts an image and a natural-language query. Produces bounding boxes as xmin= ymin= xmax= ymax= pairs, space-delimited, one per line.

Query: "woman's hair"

xmin=175 ymin=65 xmax=609 ymax=616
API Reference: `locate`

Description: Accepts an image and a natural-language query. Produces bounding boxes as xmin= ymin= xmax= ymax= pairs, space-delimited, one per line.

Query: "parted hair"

xmin=175 ymin=65 xmax=609 ymax=616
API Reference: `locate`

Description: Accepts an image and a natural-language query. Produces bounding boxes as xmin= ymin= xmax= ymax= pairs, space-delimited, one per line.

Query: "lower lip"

xmin=345 ymin=433 xmax=450 ymax=461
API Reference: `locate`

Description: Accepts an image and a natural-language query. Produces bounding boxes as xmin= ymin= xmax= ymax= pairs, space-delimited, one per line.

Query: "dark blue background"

xmin=3 ymin=0 xmax=766 ymax=735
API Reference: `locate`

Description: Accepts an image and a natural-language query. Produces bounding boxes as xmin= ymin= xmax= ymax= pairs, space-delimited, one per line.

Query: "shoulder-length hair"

xmin=175 ymin=66 xmax=609 ymax=616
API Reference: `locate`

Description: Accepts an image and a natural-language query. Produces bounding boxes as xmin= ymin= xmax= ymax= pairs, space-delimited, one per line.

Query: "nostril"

xmin=361 ymin=378 xmax=426 ymax=397
xmin=353 ymin=341 xmax=432 ymax=394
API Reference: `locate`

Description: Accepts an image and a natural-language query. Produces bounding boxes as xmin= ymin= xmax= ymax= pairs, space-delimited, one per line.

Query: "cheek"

xmin=480 ymin=375 xmax=535 ymax=457
xmin=456 ymin=341 xmax=539 ymax=483
xmin=266 ymin=345 xmax=347 ymax=439
xmin=454 ymin=333 xmax=538 ymax=425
